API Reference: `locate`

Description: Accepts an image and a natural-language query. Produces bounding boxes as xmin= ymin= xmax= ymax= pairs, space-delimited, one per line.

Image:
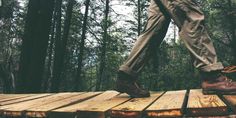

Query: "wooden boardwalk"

xmin=1 ymin=89 xmax=236 ymax=118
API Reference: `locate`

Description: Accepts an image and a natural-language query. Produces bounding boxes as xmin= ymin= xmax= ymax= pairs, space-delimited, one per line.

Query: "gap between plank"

xmin=181 ymin=89 xmax=190 ymax=117
xmin=218 ymin=94 xmax=235 ymax=115
xmin=142 ymin=91 xmax=166 ymax=117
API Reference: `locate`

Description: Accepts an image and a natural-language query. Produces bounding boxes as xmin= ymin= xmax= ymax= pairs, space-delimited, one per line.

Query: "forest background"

xmin=0 ymin=0 xmax=235 ymax=93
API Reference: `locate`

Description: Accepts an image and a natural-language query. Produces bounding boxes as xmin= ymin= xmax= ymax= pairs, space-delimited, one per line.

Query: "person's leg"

xmin=116 ymin=0 xmax=171 ymax=98
xmin=157 ymin=0 xmax=223 ymax=72
xmin=119 ymin=0 xmax=171 ymax=76
xmin=157 ymin=0 xmax=236 ymax=94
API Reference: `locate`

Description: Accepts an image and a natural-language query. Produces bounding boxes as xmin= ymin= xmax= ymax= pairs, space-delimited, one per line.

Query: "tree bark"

xmin=74 ymin=0 xmax=90 ymax=91
xmin=42 ymin=5 xmax=57 ymax=92
xmin=137 ymin=0 xmax=141 ymax=36
xmin=0 ymin=64 xmax=11 ymax=93
xmin=16 ymin=0 xmax=54 ymax=93
xmin=51 ymin=0 xmax=74 ymax=92
xmin=96 ymin=0 xmax=110 ymax=91
xmin=50 ymin=0 xmax=62 ymax=92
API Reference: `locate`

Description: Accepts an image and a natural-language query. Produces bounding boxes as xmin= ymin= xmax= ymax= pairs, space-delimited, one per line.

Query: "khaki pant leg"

xmin=119 ymin=0 xmax=171 ymax=76
xmin=159 ymin=0 xmax=224 ymax=72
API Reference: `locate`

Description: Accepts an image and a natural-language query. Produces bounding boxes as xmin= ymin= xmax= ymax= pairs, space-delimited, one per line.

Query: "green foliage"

xmin=0 ymin=0 xmax=236 ymax=93
xmin=139 ymin=41 xmax=201 ymax=91
xmin=0 ymin=0 xmax=25 ymax=92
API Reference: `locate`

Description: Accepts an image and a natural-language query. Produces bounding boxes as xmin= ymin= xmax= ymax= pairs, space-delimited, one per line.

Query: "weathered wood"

xmin=0 ymin=94 xmax=51 ymax=106
xmin=110 ymin=92 xmax=163 ymax=118
xmin=26 ymin=92 xmax=101 ymax=117
xmin=145 ymin=90 xmax=186 ymax=118
xmin=191 ymin=115 xmax=236 ymax=118
xmin=50 ymin=91 xmax=120 ymax=118
xmin=0 ymin=90 xmax=235 ymax=118
xmin=0 ymin=94 xmax=17 ymax=99
xmin=1 ymin=93 xmax=82 ymax=117
xmin=186 ymin=89 xmax=228 ymax=116
xmin=223 ymin=95 xmax=236 ymax=113
xmin=0 ymin=95 xmax=19 ymax=101
xmin=0 ymin=94 xmax=35 ymax=102
xmin=77 ymin=93 xmax=130 ymax=118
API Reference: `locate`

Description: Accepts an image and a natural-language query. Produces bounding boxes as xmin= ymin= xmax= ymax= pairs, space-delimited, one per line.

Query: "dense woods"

xmin=0 ymin=0 xmax=235 ymax=93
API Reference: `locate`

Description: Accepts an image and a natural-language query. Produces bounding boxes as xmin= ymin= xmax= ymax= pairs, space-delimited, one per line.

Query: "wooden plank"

xmin=50 ymin=91 xmax=120 ymax=118
xmin=77 ymin=93 xmax=130 ymax=118
xmin=0 ymin=94 xmax=14 ymax=99
xmin=191 ymin=115 xmax=236 ymax=118
xmin=1 ymin=93 xmax=82 ymax=117
xmin=0 ymin=94 xmax=41 ymax=116
xmin=223 ymin=95 xmax=236 ymax=113
xmin=0 ymin=94 xmax=35 ymax=102
xmin=25 ymin=92 xmax=100 ymax=117
xmin=145 ymin=90 xmax=186 ymax=118
xmin=0 ymin=95 xmax=16 ymax=100
xmin=186 ymin=89 xmax=228 ymax=116
xmin=0 ymin=94 xmax=51 ymax=106
xmin=109 ymin=92 xmax=163 ymax=118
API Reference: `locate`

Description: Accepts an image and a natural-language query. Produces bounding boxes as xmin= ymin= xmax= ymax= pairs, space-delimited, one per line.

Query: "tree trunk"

xmin=227 ymin=0 xmax=236 ymax=65
xmin=50 ymin=0 xmax=62 ymax=92
xmin=16 ymin=0 xmax=54 ymax=93
xmin=42 ymin=6 xmax=57 ymax=92
xmin=74 ymin=0 xmax=90 ymax=91
xmin=137 ymin=0 xmax=141 ymax=36
xmin=0 ymin=64 xmax=11 ymax=93
xmin=51 ymin=0 xmax=74 ymax=92
xmin=96 ymin=0 xmax=110 ymax=91
xmin=173 ymin=23 xmax=176 ymax=42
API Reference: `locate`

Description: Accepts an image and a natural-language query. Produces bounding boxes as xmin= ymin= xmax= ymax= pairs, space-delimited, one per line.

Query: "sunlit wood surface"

xmin=0 ymin=89 xmax=236 ymax=118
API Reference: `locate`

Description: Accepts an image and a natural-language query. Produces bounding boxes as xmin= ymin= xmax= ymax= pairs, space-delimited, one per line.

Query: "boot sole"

xmin=115 ymin=88 xmax=150 ymax=98
xmin=202 ymin=89 xmax=236 ymax=95
xmin=115 ymin=89 xmax=138 ymax=98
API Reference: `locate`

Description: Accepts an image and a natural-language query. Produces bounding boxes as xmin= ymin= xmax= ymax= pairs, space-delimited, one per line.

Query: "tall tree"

xmin=96 ymin=0 xmax=110 ymax=90
xmin=0 ymin=0 xmax=25 ymax=93
xmin=137 ymin=0 xmax=141 ymax=36
xmin=123 ymin=0 xmax=149 ymax=41
xmin=16 ymin=0 xmax=54 ymax=93
xmin=50 ymin=0 xmax=62 ymax=92
xmin=227 ymin=0 xmax=236 ymax=64
xmin=0 ymin=65 xmax=11 ymax=92
xmin=42 ymin=8 xmax=57 ymax=92
xmin=51 ymin=0 xmax=74 ymax=92
xmin=74 ymin=0 xmax=90 ymax=91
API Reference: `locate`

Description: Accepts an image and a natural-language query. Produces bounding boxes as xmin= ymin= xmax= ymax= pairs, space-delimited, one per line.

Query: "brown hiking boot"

xmin=201 ymin=66 xmax=236 ymax=95
xmin=116 ymin=71 xmax=150 ymax=98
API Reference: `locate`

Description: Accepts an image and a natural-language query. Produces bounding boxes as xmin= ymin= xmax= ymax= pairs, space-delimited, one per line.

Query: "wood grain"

xmin=223 ymin=95 xmax=236 ymax=113
xmin=77 ymin=93 xmax=130 ymax=118
xmin=0 ymin=94 xmax=35 ymax=102
xmin=1 ymin=93 xmax=81 ymax=117
xmin=25 ymin=92 xmax=101 ymax=117
xmin=0 ymin=90 xmax=234 ymax=118
xmin=187 ymin=89 xmax=228 ymax=116
xmin=110 ymin=92 xmax=163 ymax=118
xmin=0 ymin=94 xmax=51 ymax=106
xmin=145 ymin=90 xmax=186 ymax=117
xmin=50 ymin=91 xmax=120 ymax=118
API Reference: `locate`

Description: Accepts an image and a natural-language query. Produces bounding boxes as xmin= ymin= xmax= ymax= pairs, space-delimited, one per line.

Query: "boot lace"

xmin=222 ymin=65 xmax=236 ymax=73
xmin=226 ymin=78 xmax=234 ymax=86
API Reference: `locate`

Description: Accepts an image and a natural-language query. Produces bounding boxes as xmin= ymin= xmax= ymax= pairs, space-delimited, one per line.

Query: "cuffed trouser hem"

xmin=119 ymin=65 xmax=137 ymax=77
xmin=199 ymin=62 xmax=224 ymax=72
